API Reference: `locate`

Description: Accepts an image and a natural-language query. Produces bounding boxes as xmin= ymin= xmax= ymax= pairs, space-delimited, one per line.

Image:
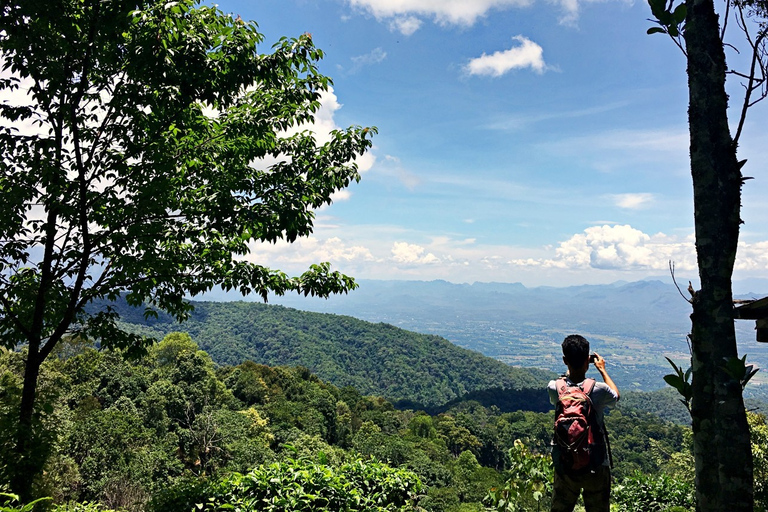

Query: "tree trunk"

xmin=685 ymin=0 xmax=754 ymax=509
xmin=11 ymin=345 xmax=42 ymax=502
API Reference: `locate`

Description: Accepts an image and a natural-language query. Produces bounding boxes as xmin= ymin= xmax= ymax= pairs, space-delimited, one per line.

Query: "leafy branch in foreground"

xmin=663 ymin=357 xmax=692 ymax=413
xmin=0 ymin=0 xmax=373 ymax=499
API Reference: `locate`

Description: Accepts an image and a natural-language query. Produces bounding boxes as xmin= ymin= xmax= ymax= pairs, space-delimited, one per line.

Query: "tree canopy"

xmin=0 ymin=0 xmax=373 ymax=498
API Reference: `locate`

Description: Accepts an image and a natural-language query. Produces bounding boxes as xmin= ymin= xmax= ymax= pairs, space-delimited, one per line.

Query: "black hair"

xmin=562 ymin=334 xmax=590 ymax=367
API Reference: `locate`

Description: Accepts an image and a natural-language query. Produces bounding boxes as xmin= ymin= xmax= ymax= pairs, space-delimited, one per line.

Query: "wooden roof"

xmin=733 ymin=296 xmax=768 ymax=320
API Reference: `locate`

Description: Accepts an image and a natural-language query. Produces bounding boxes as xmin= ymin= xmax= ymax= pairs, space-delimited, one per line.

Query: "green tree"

xmin=750 ymin=412 xmax=768 ymax=511
xmin=485 ymin=440 xmax=553 ymax=512
xmin=0 ymin=0 xmax=373 ymax=498
xmin=647 ymin=0 xmax=767 ymax=508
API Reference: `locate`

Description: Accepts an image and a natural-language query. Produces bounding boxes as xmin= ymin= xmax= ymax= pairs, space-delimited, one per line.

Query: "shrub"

xmin=612 ymin=472 xmax=694 ymax=512
xmin=485 ymin=440 xmax=553 ymax=512
xmin=0 ymin=493 xmax=51 ymax=512
xmin=152 ymin=457 xmax=422 ymax=512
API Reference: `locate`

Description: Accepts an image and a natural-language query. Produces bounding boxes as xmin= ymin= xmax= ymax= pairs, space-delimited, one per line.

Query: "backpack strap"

xmin=555 ymin=378 xmax=568 ymax=398
xmin=581 ymin=378 xmax=596 ymax=396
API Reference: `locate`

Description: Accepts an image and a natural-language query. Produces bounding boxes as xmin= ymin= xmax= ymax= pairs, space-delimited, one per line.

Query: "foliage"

xmin=0 ymin=0 xmax=372 ymax=353
xmin=612 ymin=472 xmax=695 ymax=512
xmin=110 ymin=298 xmax=552 ymax=407
xmin=722 ymin=355 xmax=760 ymax=389
xmin=51 ymin=502 xmax=119 ymax=512
xmin=617 ymin=388 xmax=690 ymax=425
xmin=662 ymin=358 xmax=692 ymax=413
xmin=750 ymin=412 xmax=768 ymax=511
xmin=155 ymin=457 xmax=422 ymax=512
xmin=485 ymin=440 xmax=553 ymax=512
xmin=0 ymin=493 xmax=51 ymax=512
xmin=0 ymin=331 xmax=707 ymax=511
xmin=0 ymin=0 xmax=373 ymax=497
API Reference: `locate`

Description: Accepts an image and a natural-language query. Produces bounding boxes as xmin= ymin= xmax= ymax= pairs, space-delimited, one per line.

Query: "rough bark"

xmin=11 ymin=348 xmax=42 ymax=502
xmin=685 ymin=0 xmax=754 ymax=509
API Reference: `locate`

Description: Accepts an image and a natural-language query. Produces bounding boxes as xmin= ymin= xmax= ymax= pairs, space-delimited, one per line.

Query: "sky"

xmin=116 ymin=0 xmax=768 ymax=288
xmin=227 ymin=0 xmax=768 ymax=288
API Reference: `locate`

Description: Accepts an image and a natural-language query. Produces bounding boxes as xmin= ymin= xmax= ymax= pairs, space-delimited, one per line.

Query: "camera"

xmin=589 ymin=353 xmax=598 ymax=363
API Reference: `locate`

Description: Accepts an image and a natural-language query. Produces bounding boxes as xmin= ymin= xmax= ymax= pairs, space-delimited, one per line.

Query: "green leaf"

xmin=647 ymin=26 xmax=667 ymax=34
xmin=673 ymin=3 xmax=687 ymax=23
xmin=664 ymin=374 xmax=684 ymax=390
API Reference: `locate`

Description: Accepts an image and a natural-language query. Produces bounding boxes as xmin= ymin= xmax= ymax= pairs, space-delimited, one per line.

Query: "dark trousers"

xmin=551 ymin=465 xmax=611 ymax=512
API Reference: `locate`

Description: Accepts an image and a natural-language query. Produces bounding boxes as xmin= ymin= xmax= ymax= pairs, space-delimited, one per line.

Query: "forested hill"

xmin=108 ymin=299 xmax=553 ymax=407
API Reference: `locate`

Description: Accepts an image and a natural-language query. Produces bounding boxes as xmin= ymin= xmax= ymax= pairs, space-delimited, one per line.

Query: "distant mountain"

xmin=253 ymin=278 xmax=768 ymax=394
xmin=106 ymin=299 xmax=553 ymax=407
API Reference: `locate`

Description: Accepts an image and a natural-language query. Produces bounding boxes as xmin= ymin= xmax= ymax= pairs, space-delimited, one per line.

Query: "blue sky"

xmin=221 ymin=0 xmax=768 ymax=287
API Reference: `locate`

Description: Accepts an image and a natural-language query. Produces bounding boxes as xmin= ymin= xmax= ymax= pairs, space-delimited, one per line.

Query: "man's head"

xmin=562 ymin=334 xmax=590 ymax=368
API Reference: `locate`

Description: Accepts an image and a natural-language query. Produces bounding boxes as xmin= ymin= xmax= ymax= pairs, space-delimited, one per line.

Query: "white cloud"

xmin=330 ymin=190 xmax=353 ymax=202
xmin=343 ymin=0 xmax=609 ymax=33
xmin=389 ymin=16 xmax=422 ymax=35
xmin=556 ymin=0 xmax=581 ymax=24
xmin=467 ymin=36 xmax=547 ymax=77
xmin=391 ymin=241 xmax=440 ymax=264
xmin=355 ymin=150 xmax=377 ymax=172
xmin=505 ymin=225 xmax=768 ymax=280
xmin=736 ymin=240 xmax=768 ymax=271
xmin=380 ymin=154 xmax=421 ymax=190
xmin=239 ymin=225 xmax=768 ymax=286
xmin=350 ymin=47 xmax=388 ymax=73
xmin=485 ymin=101 xmax=629 ymax=131
xmin=538 ymin=127 xmax=690 ymax=175
xmin=247 ymin=237 xmax=376 ymax=266
xmin=511 ymin=224 xmax=698 ymax=270
xmin=347 ymin=0 xmax=533 ymax=33
xmin=612 ymin=193 xmax=655 ymax=209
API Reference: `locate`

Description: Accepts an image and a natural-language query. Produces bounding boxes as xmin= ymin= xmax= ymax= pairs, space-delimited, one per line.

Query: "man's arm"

xmin=592 ymin=353 xmax=620 ymax=400
xmin=547 ymin=380 xmax=559 ymax=405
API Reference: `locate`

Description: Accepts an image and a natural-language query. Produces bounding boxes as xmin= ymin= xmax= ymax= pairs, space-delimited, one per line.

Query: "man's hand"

xmin=592 ymin=352 xmax=606 ymax=373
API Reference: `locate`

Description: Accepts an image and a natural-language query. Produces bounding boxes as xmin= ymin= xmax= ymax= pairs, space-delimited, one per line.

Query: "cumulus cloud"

xmin=247 ymin=237 xmax=376 ymax=266
xmin=344 ymin=0 xmax=606 ymax=32
xmin=511 ymin=224 xmax=697 ymax=270
xmin=389 ymin=16 xmax=422 ymax=35
xmin=242 ymin=227 xmax=768 ymax=285
xmin=466 ymin=36 xmax=547 ymax=76
xmin=330 ymin=190 xmax=353 ymax=202
xmin=556 ymin=0 xmax=581 ymax=25
xmin=347 ymin=0 xmax=532 ymax=33
xmin=736 ymin=240 xmax=768 ymax=271
xmin=612 ymin=193 xmax=655 ymax=210
xmin=391 ymin=242 xmax=440 ymax=264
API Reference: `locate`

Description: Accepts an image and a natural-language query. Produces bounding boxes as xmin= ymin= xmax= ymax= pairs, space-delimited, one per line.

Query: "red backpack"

xmin=552 ymin=378 xmax=608 ymax=473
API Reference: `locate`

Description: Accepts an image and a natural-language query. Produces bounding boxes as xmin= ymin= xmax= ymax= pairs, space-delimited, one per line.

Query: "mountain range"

xmin=239 ymin=278 xmax=768 ymax=394
xmin=110 ymin=298 xmax=553 ymax=408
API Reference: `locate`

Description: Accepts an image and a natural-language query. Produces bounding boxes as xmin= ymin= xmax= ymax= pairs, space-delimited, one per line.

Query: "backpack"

xmin=552 ymin=378 xmax=609 ymax=474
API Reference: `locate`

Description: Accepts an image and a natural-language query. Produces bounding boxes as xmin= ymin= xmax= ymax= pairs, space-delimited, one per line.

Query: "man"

xmin=547 ymin=334 xmax=620 ymax=512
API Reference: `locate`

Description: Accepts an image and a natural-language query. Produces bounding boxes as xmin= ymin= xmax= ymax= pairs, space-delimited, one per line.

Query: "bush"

xmin=152 ymin=457 xmax=422 ymax=512
xmin=51 ymin=502 xmax=119 ymax=512
xmin=0 ymin=493 xmax=51 ymax=512
xmin=485 ymin=440 xmax=553 ymax=512
xmin=612 ymin=472 xmax=694 ymax=512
